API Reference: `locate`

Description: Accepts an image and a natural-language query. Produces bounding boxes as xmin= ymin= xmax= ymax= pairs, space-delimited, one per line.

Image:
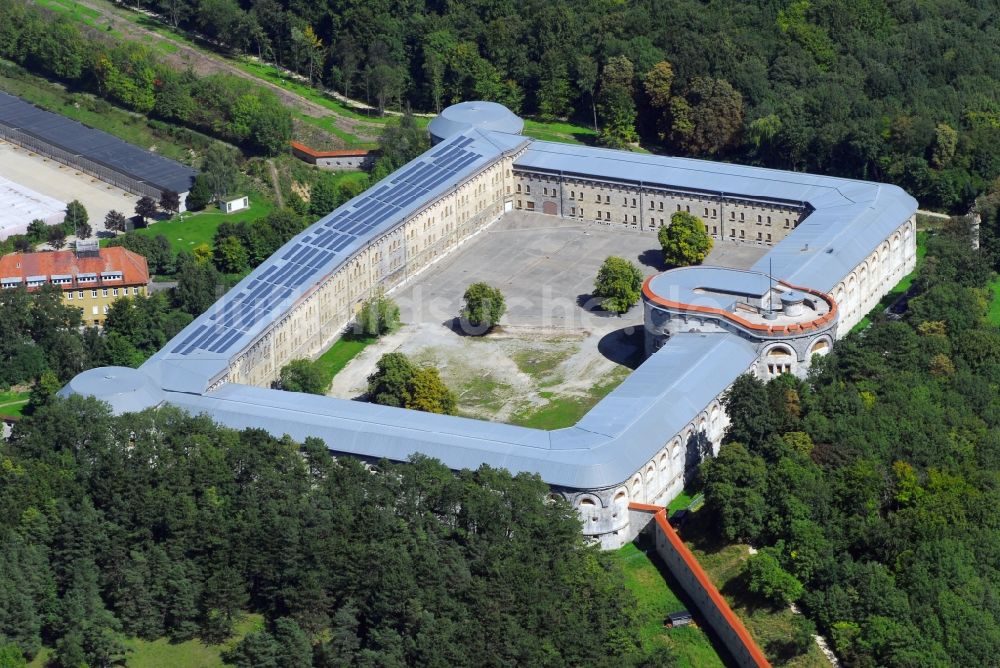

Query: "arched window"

xmin=810 ymin=339 xmax=830 ymax=356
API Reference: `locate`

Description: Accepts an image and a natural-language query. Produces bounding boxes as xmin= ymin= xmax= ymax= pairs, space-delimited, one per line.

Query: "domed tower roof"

xmin=428 ymin=101 xmax=524 ymax=143
xmin=58 ymin=366 xmax=165 ymax=415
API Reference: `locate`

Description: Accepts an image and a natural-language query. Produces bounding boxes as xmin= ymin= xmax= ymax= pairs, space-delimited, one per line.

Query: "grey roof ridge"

xmin=571 ymin=332 xmax=740 ymax=440
xmin=197 ymin=385 xmax=557 ymax=450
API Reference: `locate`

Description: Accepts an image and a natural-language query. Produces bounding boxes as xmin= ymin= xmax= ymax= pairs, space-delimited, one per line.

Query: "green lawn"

xmin=126 ymin=198 xmax=274 ymax=255
xmin=522 ymin=118 xmax=598 ymax=145
xmin=32 ymin=0 xmax=122 ymax=37
xmin=313 ymin=334 xmax=377 ymax=391
xmin=988 ymin=274 xmax=1000 ymax=326
xmin=509 ymin=366 xmax=630 ymax=429
xmin=296 ymin=112 xmax=378 ymax=149
xmin=852 ymin=230 xmax=928 ymax=332
xmin=0 ymin=390 xmax=29 ymax=417
xmin=608 ymin=542 xmax=725 ymax=668
xmin=28 ymin=613 xmax=263 ymax=668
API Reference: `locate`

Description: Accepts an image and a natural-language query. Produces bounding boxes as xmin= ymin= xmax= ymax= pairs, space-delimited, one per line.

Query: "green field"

xmin=852 ymin=230 xmax=928 ymax=332
xmin=608 ymin=542 xmax=725 ymax=667
xmin=27 ymin=613 xmax=263 ymax=668
xmin=989 ymin=274 xmax=1000 ymax=326
xmin=32 ymin=0 xmax=122 ymax=37
xmin=522 ymin=118 xmax=598 ymax=145
xmin=295 ymin=112 xmax=378 ymax=149
xmin=0 ymin=390 xmax=29 ymax=417
xmin=509 ymin=366 xmax=630 ymax=429
xmin=313 ymin=334 xmax=377 ymax=391
xmin=127 ymin=198 xmax=275 ymax=255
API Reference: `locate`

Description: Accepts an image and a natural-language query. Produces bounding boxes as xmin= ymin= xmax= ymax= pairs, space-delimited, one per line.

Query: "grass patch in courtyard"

xmin=510 ymin=344 xmax=578 ymax=383
xmin=314 ymin=334 xmax=377 ymax=391
xmin=456 ymin=373 xmax=515 ymax=415
xmin=852 ymin=230 xmax=928 ymax=332
xmin=607 ymin=541 xmax=725 ymax=667
xmin=509 ymin=365 xmax=630 ymax=430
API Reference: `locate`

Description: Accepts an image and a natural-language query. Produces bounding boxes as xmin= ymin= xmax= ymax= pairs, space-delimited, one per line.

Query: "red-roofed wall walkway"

xmin=629 ymin=502 xmax=771 ymax=668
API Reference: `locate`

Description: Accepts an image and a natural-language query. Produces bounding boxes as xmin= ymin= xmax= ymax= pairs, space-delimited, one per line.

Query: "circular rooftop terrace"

xmin=643 ymin=266 xmax=837 ymax=338
xmin=428 ymin=101 xmax=524 ymax=143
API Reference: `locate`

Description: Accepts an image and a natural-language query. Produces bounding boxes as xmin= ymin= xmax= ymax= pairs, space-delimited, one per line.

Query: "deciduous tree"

xmin=461 ymin=282 xmax=506 ymax=333
xmin=356 ymin=294 xmax=400 ymax=338
xmin=659 ymin=211 xmax=713 ymax=266
xmin=279 ymin=359 xmax=326 ymax=395
xmin=593 ymin=256 xmax=643 ymax=314
xmin=134 ymin=196 xmax=158 ymax=225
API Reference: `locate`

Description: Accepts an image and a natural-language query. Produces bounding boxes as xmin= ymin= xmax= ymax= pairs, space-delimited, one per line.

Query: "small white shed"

xmin=220 ymin=195 xmax=249 ymax=214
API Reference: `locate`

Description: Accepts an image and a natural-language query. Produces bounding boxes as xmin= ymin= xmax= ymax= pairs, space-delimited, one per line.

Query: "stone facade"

xmin=511 ymin=168 xmax=809 ymax=246
xmin=206 ymin=156 xmax=915 ymax=550
xmin=223 ymin=149 xmax=525 ymax=389
xmin=553 ymin=389 xmax=737 ymax=549
xmin=829 ymin=215 xmax=918 ymax=337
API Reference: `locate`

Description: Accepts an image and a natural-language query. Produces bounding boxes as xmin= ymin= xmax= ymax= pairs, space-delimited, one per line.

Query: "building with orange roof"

xmin=0 ymin=244 xmax=149 ymax=326
xmin=290 ymin=141 xmax=376 ymax=171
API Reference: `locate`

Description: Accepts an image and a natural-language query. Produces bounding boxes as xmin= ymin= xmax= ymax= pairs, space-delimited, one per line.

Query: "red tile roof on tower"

xmin=0 ymin=247 xmax=149 ymax=288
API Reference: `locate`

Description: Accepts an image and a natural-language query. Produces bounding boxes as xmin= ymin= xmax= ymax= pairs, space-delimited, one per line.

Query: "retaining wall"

xmin=629 ymin=503 xmax=771 ymax=668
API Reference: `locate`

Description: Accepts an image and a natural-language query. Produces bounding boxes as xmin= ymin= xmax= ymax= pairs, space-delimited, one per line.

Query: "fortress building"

xmin=62 ymin=103 xmax=917 ymax=549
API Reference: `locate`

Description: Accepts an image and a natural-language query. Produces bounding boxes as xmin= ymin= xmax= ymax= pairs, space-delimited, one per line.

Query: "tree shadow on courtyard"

xmin=597 ymin=326 xmax=645 ymax=369
xmin=637 ymin=248 xmax=667 ymax=271
xmin=576 ymin=293 xmax=619 ymax=318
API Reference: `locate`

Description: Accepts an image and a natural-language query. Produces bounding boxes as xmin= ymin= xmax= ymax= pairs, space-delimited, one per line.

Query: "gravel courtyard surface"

xmin=328 ymin=212 xmax=767 ymax=426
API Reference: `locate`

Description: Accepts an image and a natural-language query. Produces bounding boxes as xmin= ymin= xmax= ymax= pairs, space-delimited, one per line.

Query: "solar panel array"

xmin=0 ymin=91 xmax=196 ymax=194
xmin=169 ymin=134 xmax=483 ymax=357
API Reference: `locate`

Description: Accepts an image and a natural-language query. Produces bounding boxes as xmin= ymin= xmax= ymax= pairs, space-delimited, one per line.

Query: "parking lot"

xmin=0 ymin=139 xmax=138 ymax=235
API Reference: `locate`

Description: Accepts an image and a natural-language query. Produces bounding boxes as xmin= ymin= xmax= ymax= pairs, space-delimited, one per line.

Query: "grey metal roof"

xmin=58 ymin=366 xmax=166 ymax=414
xmin=646 ymin=266 xmax=773 ymax=311
xmin=155 ymin=333 xmax=755 ymax=489
xmin=428 ymin=101 xmax=525 ymax=142
xmin=514 ymin=141 xmax=917 ymax=293
xmin=62 ymin=103 xmax=919 ymax=493
xmin=0 ymin=91 xmax=196 ymax=194
xmin=141 ymin=128 xmax=529 ymax=392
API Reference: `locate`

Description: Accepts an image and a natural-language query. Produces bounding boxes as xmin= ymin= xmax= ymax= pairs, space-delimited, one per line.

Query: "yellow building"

xmin=0 ymin=244 xmax=149 ymax=326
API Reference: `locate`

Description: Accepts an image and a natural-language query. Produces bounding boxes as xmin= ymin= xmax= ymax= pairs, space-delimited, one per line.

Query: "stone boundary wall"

xmin=629 ymin=502 xmax=771 ymax=668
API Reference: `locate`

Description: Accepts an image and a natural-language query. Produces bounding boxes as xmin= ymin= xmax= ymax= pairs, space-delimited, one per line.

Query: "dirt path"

xmin=73 ymin=0 xmax=381 ymax=143
xmin=267 ymin=159 xmax=284 ymax=208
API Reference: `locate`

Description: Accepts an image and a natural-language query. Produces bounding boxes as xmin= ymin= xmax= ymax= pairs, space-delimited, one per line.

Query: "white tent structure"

xmin=0 ymin=175 xmax=65 ymax=239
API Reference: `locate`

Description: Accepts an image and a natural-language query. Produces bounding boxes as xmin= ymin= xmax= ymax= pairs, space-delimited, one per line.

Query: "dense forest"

xmin=131 ymin=0 xmax=1000 ymax=211
xmin=701 ymin=206 xmax=1000 ymax=665
xmin=0 ymin=400 xmax=661 ymax=667
xmin=0 ymin=0 xmax=292 ymax=154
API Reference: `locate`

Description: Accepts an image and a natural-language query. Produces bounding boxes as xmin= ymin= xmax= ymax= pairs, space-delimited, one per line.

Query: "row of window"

xmin=519 ymin=183 xmax=799 ymax=226
xmin=66 ymin=286 xmax=141 ymax=300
